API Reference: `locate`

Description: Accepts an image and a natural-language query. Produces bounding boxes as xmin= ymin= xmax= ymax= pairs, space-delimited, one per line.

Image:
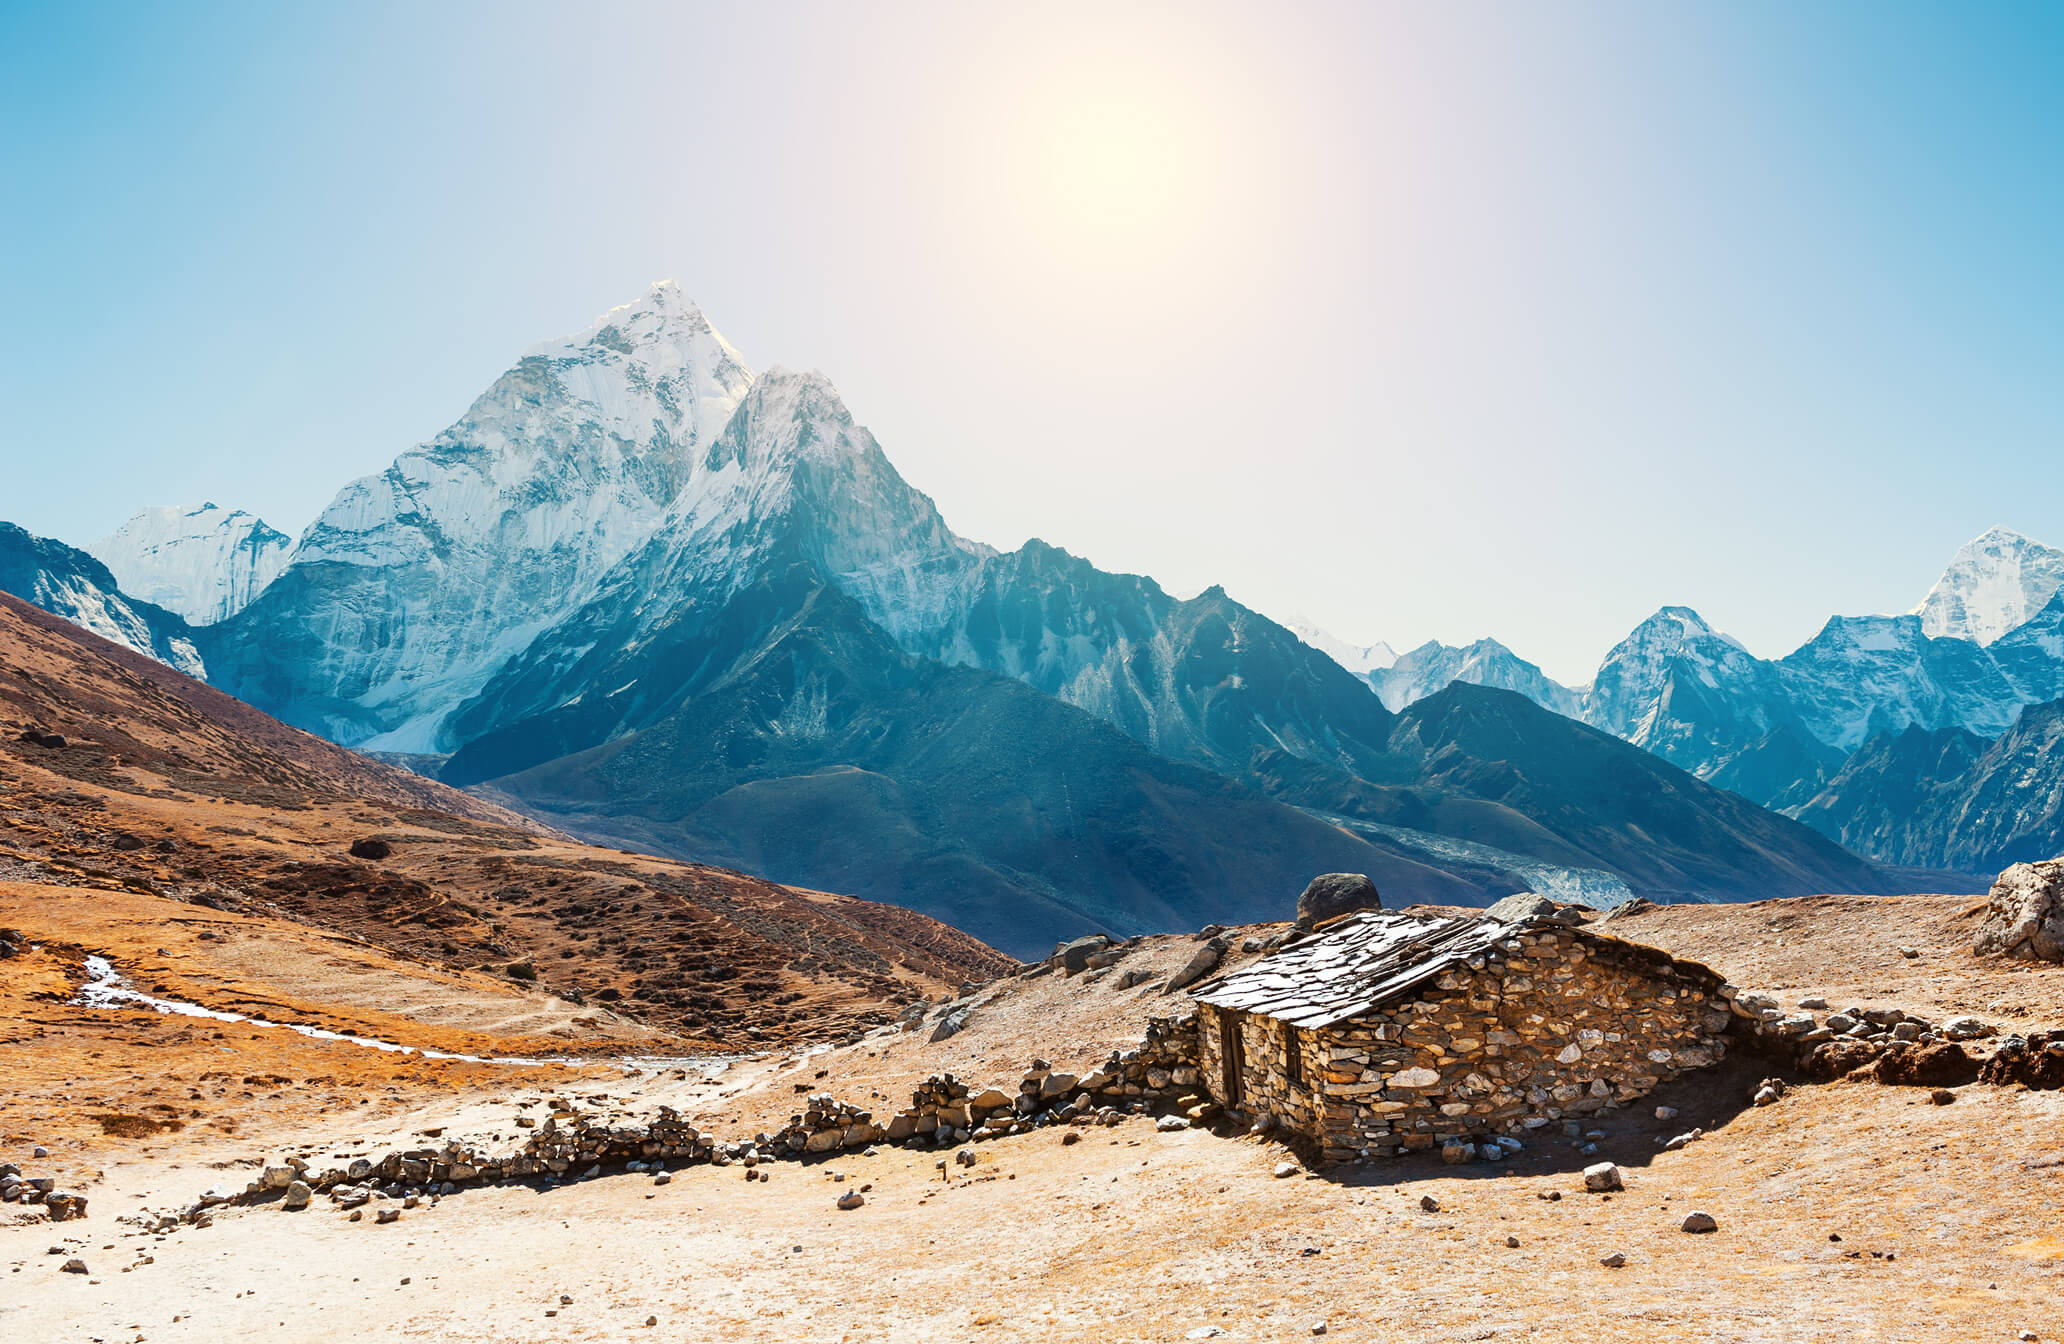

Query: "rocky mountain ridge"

xmin=1 ymin=284 xmax=1959 ymax=950
xmin=1305 ymin=533 xmax=2064 ymax=823
xmin=87 ymin=502 xmax=292 ymax=625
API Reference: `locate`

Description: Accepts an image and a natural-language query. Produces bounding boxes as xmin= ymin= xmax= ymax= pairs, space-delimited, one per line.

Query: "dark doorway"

xmin=1219 ymin=1007 xmax=1245 ymax=1106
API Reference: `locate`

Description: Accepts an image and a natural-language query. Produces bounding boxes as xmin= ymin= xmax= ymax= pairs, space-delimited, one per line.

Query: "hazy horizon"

xmin=5 ymin=1 xmax=2059 ymax=682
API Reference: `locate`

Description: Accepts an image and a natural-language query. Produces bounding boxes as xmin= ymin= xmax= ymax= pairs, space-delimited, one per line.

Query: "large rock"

xmin=1165 ymin=937 xmax=1228 ymax=993
xmin=1056 ymin=935 xmax=1112 ymax=973
xmin=1972 ymin=860 xmax=2064 ymax=962
xmin=1295 ymin=874 xmax=1381 ymax=930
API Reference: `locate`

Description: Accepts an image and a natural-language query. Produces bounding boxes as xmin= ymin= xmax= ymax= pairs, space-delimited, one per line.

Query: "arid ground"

xmin=7 ymin=882 xmax=2064 ymax=1343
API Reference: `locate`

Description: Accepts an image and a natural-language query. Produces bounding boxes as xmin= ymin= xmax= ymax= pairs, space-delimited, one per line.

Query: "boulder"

xmin=928 ymin=1008 xmax=971 ymax=1043
xmin=1165 ymin=938 xmax=1228 ymax=993
xmin=1056 ymin=936 xmax=1112 ymax=973
xmin=1582 ymin=1162 xmax=1624 ymax=1192
xmin=1295 ymin=874 xmax=1382 ymax=930
xmin=1973 ymin=861 xmax=2064 ymax=962
xmin=348 ymin=837 xmax=392 ymax=861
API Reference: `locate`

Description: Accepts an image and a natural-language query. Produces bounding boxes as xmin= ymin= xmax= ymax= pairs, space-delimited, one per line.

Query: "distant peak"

xmin=524 ymin=281 xmax=746 ymax=371
xmin=1911 ymin=524 xmax=2064 ymax=644
xmin=752 ymin=366 xmax=850 ymax=418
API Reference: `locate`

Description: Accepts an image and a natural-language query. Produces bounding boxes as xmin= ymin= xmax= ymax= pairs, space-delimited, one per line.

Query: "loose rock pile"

xmin=160 ymin=1015 xmax=1206 ymax=1227
xmin=1979 ymin=1031 xmax=2064 ymax=1090
xmin=1730 ymin=993 xmax=2003 ymax=1084
xmin=0 ymin=1161 xmax=87 ymax=1221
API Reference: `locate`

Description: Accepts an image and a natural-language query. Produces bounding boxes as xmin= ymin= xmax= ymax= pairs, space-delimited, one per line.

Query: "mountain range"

xmin=8 ymin=283 xmax=2026 ymax=954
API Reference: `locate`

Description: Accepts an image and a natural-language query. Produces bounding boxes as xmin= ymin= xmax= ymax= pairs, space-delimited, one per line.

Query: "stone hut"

xmin=1187 ymin=909 xmax=1732 ymax=1165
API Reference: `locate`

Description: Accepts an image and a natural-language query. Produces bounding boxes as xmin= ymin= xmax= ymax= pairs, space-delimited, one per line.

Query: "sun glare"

xmin=1040 ymin=93 xmax=1190 ymax=242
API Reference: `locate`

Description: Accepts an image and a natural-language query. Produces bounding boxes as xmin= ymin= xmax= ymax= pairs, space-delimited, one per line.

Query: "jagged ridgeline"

xmin=1 ymin=284 xmax=1989 ymax=957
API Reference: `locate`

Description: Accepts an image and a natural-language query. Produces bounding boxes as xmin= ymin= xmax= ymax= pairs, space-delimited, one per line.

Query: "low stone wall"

xmin=154 ymin=1015 xmax=1206 ymax=1229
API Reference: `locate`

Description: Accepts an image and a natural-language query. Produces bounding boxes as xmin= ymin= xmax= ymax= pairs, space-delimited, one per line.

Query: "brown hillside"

xmin=0 ymin=592 xmax=1010 ymax=1044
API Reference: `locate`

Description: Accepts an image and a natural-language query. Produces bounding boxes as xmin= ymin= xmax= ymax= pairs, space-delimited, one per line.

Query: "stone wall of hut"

xmin=1197 ymin=926 xmax=1732 ymax=1163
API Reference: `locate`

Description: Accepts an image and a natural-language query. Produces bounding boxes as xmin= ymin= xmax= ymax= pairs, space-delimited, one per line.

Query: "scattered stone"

xmin=1929 ymin=1088 xmax=1956 ymax=1105
xmin=836 ymin=1191 xmax=864 ymax=1210
xmin=1599 ymin=1251 xmax=1626 ymax=1268
xmin=1273 ymin=1161 xmax=1299 ymax=1179
xmin=1654 ymin=1106 xmax=1678 ymax=1121
xmin=1943 ymin=1016 xmax=1994 ymax=1041
xmin=1419 ymin=1195 xmax=1439 ymax=1212
xmin=1798 ymin=997 xmax=1829 ymax=1010
xmin=1157 ymin=1115 xmax=1189 ymax=1133
xmin=1505 ymin=1235 xmax=1520 ymax=1248
xmin=1681 ymin=1211 xmax=1719 ymax=1233
xmin=375 ymin=1207 xmax=400 ymax=1224
xmin=1583 ymin=1162 xmax=1624 ymax=1192
xmin=61 ymin=1258 xmax=87 ymax=1275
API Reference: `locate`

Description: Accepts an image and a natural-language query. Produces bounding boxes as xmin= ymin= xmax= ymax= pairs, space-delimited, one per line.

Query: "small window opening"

xmin=1285 ymin=1022 xmax=1304 ymax=1086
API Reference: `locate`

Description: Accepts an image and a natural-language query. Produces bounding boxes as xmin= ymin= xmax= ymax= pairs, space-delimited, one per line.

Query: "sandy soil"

xmin=1611 ymin=892 xmax=2064 ymax=1029
xmin=7 ymin=892 xmax=2064 ymax=1342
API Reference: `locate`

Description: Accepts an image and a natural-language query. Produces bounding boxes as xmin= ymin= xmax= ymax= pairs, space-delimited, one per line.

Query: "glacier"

xmin=89 ymin=502 xmax=292 ymax=625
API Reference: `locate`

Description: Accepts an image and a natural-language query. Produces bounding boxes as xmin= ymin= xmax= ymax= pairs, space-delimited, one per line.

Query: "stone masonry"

xmin=1192 ymin=915 xmax=1732 ymax=1165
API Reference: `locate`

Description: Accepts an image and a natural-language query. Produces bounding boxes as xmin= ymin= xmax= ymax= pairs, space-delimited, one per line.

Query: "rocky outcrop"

xmin=1295 ymin=874 xmax=1381 ymax=930
xmin=1973 ymin=860 xmax=2064 ymax=962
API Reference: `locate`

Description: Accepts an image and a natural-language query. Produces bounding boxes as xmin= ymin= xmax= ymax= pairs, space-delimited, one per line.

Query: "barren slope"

xmin=0 ymin=590 xmax=1010 ymax=1044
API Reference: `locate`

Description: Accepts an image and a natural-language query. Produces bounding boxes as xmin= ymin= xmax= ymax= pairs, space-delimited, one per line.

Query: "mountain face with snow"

xmin=200 ymin=282 xmax=754 ymax=749
xmin=1340 ymin=532 xmax=2064 ymax=830
xmin=1285 ymin=619 xmax=1397 ymax=677
xmin=1369 ymin=638 xmax=1582 ymax=719
xmin=0 ymin=522 xmax=204 ymax=677
xmin=417 ymin=301 xmax=1892 ymax=924
xmin=1793 ymin=701 xmax=2064 ymax=873
xmin=17 ymin=282 xmax=1952 ymax=944
xmin=1580 ymin=607 xmax=1801 ymax=776
xmin=88 ymin=503 xmax=291 ymax=625
xmin=1910 ymin=526 xmax=2064 ymax=644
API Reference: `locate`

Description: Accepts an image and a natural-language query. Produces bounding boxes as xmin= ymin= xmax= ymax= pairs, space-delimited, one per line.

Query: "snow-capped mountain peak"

xmin=515 ymin=280 xmax=753 ymax=449
xmin=207 ymin=285 xmax=759 ymax=750
xmin=1621 ymin=605 xmax=1746 ymax=654
xmin=87 ymin=501 xmax=292 ymax=625
xmin=1910 ymin=525 xmax=2064 ymax=645
xmin=1368 ymin=636 xmax=1581 ymax=717
xmin=1285 ymin=616 xmax=1398 ymax=675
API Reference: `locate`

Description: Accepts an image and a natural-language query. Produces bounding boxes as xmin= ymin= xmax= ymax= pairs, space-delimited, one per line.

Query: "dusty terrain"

xmin=6 ymin=894 xmax=2064 ymax=1343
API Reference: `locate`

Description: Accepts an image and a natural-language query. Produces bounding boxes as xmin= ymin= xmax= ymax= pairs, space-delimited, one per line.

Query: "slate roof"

xmin=1187 ymin=910 xmax=1530 ymax=1030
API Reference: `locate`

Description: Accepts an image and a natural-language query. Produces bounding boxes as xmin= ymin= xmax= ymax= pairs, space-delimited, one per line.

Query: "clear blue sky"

xmin=3 ymin=1 xmax=2059 ymax=681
